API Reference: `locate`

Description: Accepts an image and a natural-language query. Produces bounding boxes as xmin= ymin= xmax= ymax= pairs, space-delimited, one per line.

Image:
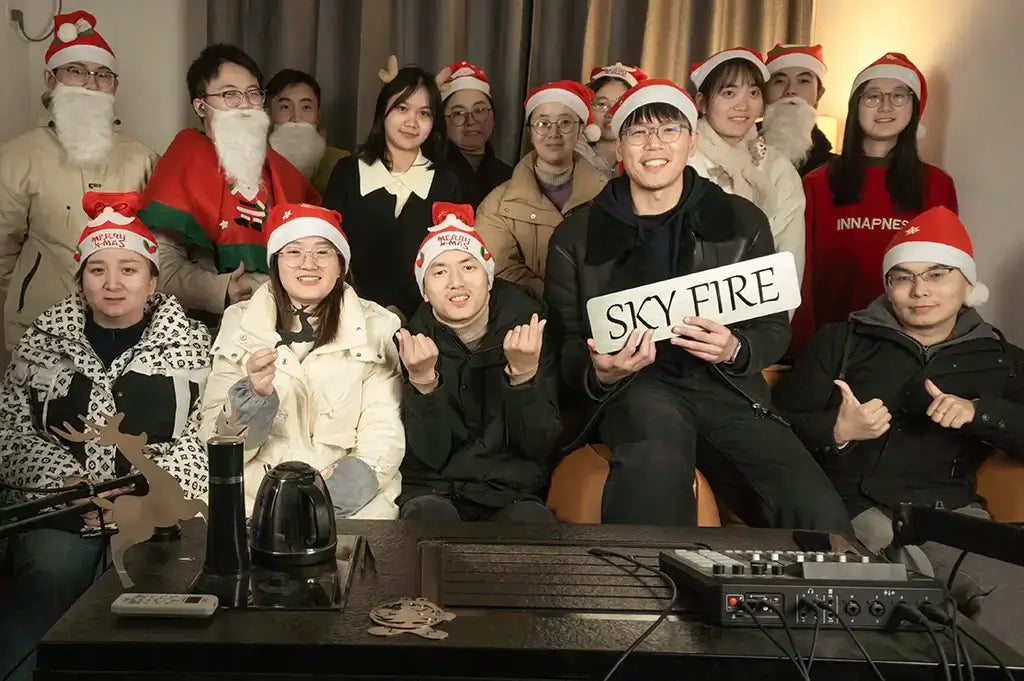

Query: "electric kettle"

xmin=250 ymin=461 xmax=337 ymax=567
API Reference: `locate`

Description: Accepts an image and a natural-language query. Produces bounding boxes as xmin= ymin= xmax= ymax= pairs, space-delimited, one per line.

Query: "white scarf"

xmin=696 ymin=118 xmax=777 ymax=219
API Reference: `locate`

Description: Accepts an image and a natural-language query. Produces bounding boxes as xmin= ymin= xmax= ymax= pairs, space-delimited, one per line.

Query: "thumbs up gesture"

xmin=832 ymin=379 xmax=892 ymax=446
xmin=924 ymin=379 xmax=975 ymax=429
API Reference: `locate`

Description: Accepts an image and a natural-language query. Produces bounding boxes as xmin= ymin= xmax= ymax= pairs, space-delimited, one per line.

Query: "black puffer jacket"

xmin=398 ymin=280 xmax=562 ymax=508
xmin=775 ymin=299 xmax=1024 ymax=516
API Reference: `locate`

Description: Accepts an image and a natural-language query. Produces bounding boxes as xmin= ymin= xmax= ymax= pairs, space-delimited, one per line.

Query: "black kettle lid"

xmin=268 ymin=461 xmax=319 ymax=481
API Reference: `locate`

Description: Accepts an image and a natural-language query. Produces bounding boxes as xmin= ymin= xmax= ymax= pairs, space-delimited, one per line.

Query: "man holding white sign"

xmin=545 ymin=78 xmax=848 ymax=530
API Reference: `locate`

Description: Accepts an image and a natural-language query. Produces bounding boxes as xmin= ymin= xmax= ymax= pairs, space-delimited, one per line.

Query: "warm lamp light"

xmin=816 ymin=114 xmax=840 ymax=152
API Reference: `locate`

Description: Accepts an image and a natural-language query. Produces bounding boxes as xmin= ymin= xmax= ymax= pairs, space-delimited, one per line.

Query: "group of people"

xmin=0 ymin=9 xmax=1021 ymax=679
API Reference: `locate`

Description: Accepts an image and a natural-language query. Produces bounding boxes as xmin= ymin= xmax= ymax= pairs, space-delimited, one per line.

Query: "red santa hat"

xmin=45 ymin=10 xmax=116 ymax=71
xmin=765 ymin=44 xmax=827 ymax=80
xmin=882 ymin=206 xmax=988 ymax=307
xmin=414 ymin=203 xmax=494 ymax=292
xmin=588 ymin=62 xmax=649 ymax=89
xmin=440 ymin=61 xmax=491 ymax=101
xmin=264 ymin=203 xmax=350 ymax=268
xmin=607 ymin=78 xmax=699 ymax=137
xmin=75 ymin=192 xmax=158 ymax=270
xmin=851 ymin=52 xmax=927 ymax=115
xmin=689 ymin=47 xmax=769 ymax=91
xmin=524 ymin=80 xmax=601 ymax=143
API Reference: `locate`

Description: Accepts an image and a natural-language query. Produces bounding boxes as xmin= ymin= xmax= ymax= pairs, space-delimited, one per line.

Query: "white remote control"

xmin=111 ymin=592 xmax=219 ymax=618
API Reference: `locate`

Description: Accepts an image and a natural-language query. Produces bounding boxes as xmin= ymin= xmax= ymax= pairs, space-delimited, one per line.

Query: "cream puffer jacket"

xmin=200 ymin=283 xmax=404 ymax=517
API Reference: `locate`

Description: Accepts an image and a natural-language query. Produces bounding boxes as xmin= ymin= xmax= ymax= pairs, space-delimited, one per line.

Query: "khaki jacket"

xmin=200 ymin=283 xmax=405 ymax=517
xmin=0 ymin=110 xmax=158 ymax=349
xmin=475 ymin=151 xmax=607 ymax=295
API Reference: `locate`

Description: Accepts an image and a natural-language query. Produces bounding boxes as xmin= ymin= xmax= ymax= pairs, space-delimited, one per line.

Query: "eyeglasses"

xmin=621 ymin=122 xmax=688 ymax=147
xmin=591 ymin=100 xmax=614 ymax=112
xmin=53 ymin=64 xmax=118 ymax=92
xmin=528 ymin=119 xmax=579 ymax=136
xmin=447 ymin=106 xmax=492 ymax=127
xmin=885 ymin=267 xmax=957 ymax=288
xmin=860 ymin=90 xmax=912 ymax=109
xmin=278 ymin=247 xmax=339 ymax=268
xmin=201 ymin=88 xmax=266 ymax=109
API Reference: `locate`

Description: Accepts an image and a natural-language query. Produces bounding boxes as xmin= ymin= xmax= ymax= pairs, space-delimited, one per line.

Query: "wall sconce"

xmin=816 ymin=114 xmax=840 ymax=152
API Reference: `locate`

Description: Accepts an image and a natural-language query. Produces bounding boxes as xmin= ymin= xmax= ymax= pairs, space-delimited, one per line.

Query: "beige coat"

xmin=0 ymin=110 xmax=158 ymax=349
xmin=200 ymin=283 xmax=405 ymax=517
xmin=475 ymin=151 xmax=607 ymax=295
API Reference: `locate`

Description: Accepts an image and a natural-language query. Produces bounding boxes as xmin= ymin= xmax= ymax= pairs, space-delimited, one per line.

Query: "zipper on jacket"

xmin=16 ymin=252 xmax=42 ymax=313
xmin=711 ymin=364 xmax=791 ymax=427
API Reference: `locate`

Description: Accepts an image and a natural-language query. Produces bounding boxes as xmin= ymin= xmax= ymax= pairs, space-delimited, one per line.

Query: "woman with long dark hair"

xmin=791 ymin=53 xmax=958 ymax=356
xmin=201 ymin=203 xmax=404 ymax=519
xmin=322 ymin=61 xmax=460 ymax=321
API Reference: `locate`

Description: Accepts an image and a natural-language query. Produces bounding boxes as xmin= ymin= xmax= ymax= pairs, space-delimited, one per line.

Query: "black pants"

xmin=598 ymin=368 xmax=850 ymax=530
xmin=400 ymin=494 xmax=556 ymax=524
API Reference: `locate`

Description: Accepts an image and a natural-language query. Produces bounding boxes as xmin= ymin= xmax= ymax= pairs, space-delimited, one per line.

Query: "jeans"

xmin=400 ymin=494 xmax=556 ymax=524
xmin=0 ymin=529 xmax=104 ymax=681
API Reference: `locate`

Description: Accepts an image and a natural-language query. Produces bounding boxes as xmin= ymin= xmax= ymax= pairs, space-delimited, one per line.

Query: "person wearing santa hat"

xmin=545 ymin=78 xmax=850 ymax=531
xmin=0 ymin=9 xmax=158 ymax=352
xmin=776 ymin=206 xmax=1024 ymax=650
xmin=579 ymin=62 xmax=649 ymax=178
xmin=0 ymin=191 xmax=211 ymax=681
xmin=266 ymin=68 xmax=351 ymax=195
xmin=138 ymin=44 xmax=318 ymax=325
xmin=688 ymin=47 xmax=806 ymax=286
xmin=761 ymin=44 xmax=837 ymax=176
xmin=395 ymin=202 xmax=560 ymax=523
xmin=438 ymin=61 xmax=513 ymax=208
xmin=791 ymin=52 xmax=958 ymax=359
xmin=201 ymin=202 xmax=404 ymax=519
xmin=475 ymin=80 xmax=607 ymax=295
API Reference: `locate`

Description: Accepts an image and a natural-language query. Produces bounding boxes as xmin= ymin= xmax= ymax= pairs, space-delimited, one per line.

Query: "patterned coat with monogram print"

xmin=0 ymin=292 xmax=212 ymax=500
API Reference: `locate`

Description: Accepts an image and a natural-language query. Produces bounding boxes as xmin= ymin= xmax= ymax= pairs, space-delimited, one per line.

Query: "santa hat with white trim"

xmin=851 ymin=52 xmax=927 ymax=115
xmin=689 ymin=47 xmax=769 ymax=91
xmin=45 ymin=10 xmax=116 ymax=72
xmin=607 ymin=78 xmax=698 ymax=137
xmin=524 ymin=80 xmax=601 ymax=143
xmin=75 ymin=192 xmax=158 ymax=270
xmin=439 ymin=61 xmax=491 ymax=101
xmin=588 ymin=62 xmax=649 ymax=89
xmin=882 ymin=206 xmax=988 ymax=307
xmin=414 ymin=203 xmax=494 ymax=292
xmin=766 ymin=44 xmax=827 ymax=80
xmin=264 ymin=203 xmax=350 ymax=268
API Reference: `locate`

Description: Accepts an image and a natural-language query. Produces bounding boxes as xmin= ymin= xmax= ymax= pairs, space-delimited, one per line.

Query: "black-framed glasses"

xmin=447 ymin=106 xmax=492 ymax=127
xmin=885 ymin=267 xmax=957 ymax=288
xmin=278 ymin=247 xmax=339 ymax=268
xmin=52 ymin=64 xmax=118 ymax=91
xmin=860 ymin=90 xmax=912 ymax=109
xmin=528 ymin=119 xmax=579 ymax=136
xmin=201 ymin=88 xmax=266 ymax=109
xmin=621 ymin=122 xmax=688 ymax=147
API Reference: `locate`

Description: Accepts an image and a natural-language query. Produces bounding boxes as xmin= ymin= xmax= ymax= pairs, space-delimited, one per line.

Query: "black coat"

xmin=322 ymin=155 xmax=461 ymax=321
xmin=798 ymin=126 xmax=837 ymax=177
xmin=398 ymin=280 xmax=562 ymax=508
xmin=545 ymin=170 xmax=790 ymax=426
xmin=445 ymin=143 xmax=513 ymax=209
xmin=775 ymin=300 xmax=1024 ymax=516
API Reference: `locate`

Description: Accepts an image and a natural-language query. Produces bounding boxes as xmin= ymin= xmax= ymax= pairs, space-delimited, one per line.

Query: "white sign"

xmin=586 ymin=252 xmax=801 ymax=354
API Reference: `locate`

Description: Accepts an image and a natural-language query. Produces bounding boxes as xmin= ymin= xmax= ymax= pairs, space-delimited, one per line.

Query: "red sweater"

xmin=789 ymin=162 xmax=957 ymax=358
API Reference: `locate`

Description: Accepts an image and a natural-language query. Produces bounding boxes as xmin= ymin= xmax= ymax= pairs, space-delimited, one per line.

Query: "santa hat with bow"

xmin=414 ymin=203 xmax=494 ymax=291
xmin=524 ymin=80 xmax=602 ymax=143
xmin=45 ymin=10 xmax=116 ymax=72
xmin=766 ymin=44 xmax=827 ymax=80
xmin=439 ymin=60 xmax=491 ymax=101
xmin=882 ymin=206 xmax=988 ymax=307
xmin=75 ymin=192 xmax=158 ymax=270
xmin=588 ymin=62 xmax=649 ymax=89
xmin=264 ymin=203 xmax=350 ymax=268
xmin=607 ymin=78 xmax=699 ymax=137
xmin=690 ymin=47 xmax=769 ymax=91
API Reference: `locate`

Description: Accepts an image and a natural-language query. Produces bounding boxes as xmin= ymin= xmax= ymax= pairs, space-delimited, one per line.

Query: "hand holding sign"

xmin=504 ymin=313 xmax=546 ymax=383
xmin=587 ymin=329 xmax=656 ymax=385
xmin=832 ymin=380 xmax=891 ymax=446
xmin=670 ymin=316 xmax=739 ymax=364
xmin=924 ymin=379 xmax=975 ymax=429
xmin=396 ymin=329 xmax=440 ymax=387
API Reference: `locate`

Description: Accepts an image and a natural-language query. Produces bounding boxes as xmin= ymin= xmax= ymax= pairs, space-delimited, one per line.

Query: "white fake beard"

xmin=51 ymin=84 xmax=116 ymax=166
xmin=761 ymin=97 xmax=818 ymax=166
xmin=209 ymin=107 xmax=271 ymax=199
xmin=269 ymin=122 xmax=327 ymax=178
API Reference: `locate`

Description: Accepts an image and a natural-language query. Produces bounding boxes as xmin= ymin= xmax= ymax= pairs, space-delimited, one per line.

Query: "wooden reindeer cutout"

xmin=52 ymin=412 xmax=209 ymax=588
